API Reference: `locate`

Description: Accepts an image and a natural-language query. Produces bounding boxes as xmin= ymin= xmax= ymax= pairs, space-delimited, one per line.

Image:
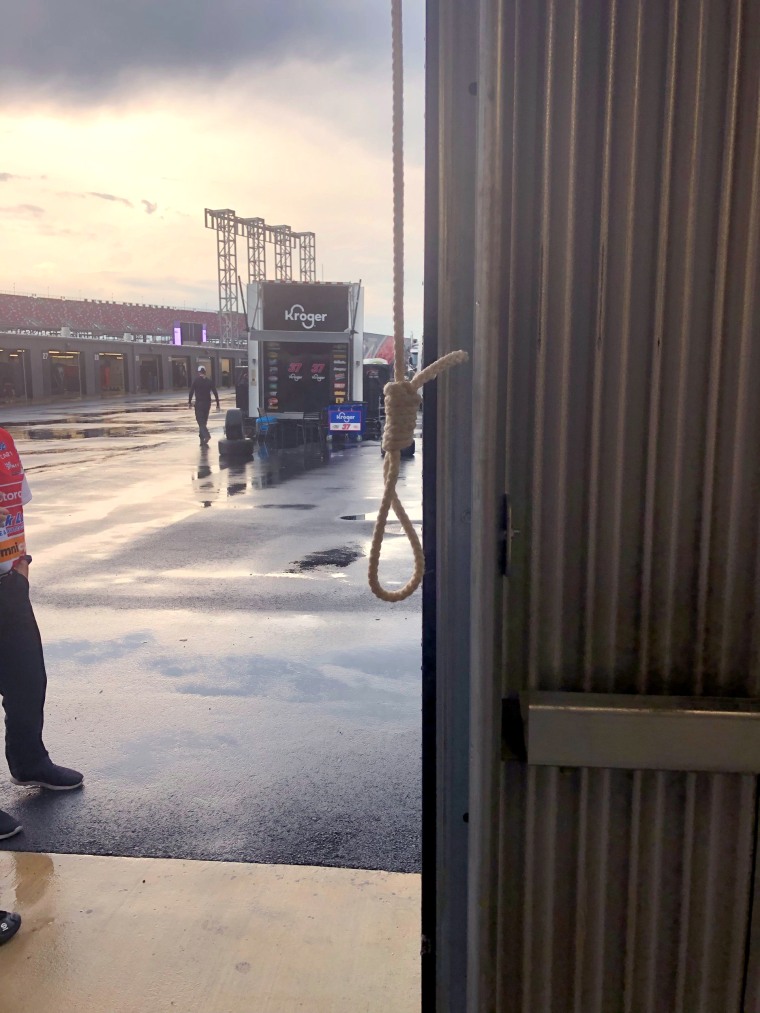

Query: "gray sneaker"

xmin=12 ymin=762 xmax=84 ymax=791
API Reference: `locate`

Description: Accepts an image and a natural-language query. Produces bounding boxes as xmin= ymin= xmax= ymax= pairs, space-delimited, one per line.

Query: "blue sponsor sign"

xmin=328 ymin=405 xmax=363 ymax=432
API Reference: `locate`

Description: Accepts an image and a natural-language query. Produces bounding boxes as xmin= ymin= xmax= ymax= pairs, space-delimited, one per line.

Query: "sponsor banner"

xmin=327 ymin=406 xmax=363 ymax=432
xmin=262 ymin=283 xmax=350 ymax=332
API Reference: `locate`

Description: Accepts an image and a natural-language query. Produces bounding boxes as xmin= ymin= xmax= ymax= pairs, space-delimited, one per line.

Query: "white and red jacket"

xmin=0 ymin=427 xmax=31 ymax=573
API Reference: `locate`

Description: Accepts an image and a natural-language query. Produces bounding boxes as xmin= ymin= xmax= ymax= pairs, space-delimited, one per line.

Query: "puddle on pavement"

xmin=21 ymin=425 xmax=168 ymax=440
xmin=4 ymin=401 xmax=187 ymax=437
xmin=287 ymin=544 xmax=365 ymax=572
xmin=258 ymin=504 xmax=316 ymax=510
xmin=341 ymin=513 xmax=422 ymax=524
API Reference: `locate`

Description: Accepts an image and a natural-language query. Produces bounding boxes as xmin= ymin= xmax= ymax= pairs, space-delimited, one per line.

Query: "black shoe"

xmin=0 ymin=809 xmax=21 ymax=840
xmin=0 ymin=912 xmax=21 ymax=945
xmin=12 ymin=762 xmax=84 ymax=791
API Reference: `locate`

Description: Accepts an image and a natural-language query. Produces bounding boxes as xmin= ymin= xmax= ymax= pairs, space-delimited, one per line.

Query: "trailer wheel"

xmin=224 ymin=408 xmax=244 ymax=441
xmin=218 ymin=437 xmax=254 ymax=458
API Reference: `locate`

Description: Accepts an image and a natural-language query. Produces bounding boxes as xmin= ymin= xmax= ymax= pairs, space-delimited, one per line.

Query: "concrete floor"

xmin=0 ymin=850 xmax=420 ymax=1013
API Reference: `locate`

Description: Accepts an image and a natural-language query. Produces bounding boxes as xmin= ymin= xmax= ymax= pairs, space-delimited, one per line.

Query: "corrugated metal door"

xmin=457 ymin=0 xmax=760 ymax=1009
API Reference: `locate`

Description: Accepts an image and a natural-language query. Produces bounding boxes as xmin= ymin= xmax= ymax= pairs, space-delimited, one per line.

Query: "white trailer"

xmin=246 ymin=281 xmax=364 ymax=421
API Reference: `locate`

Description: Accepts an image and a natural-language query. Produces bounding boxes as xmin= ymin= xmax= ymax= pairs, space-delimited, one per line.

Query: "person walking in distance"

xmin=0 ymin=426 xmax=84 ymax=851
xmin=188 ymin=366 xmax=220 ymax=446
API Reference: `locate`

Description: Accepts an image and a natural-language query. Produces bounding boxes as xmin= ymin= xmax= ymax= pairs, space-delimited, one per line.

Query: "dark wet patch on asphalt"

xmin=259 ymin=503 xmax=316 ymax=510
xmin=21 ymin=425 xmax=168 ymax=440
xmin=287 ymin=544 xmax=364 ymax=572
xmin=341 ymin=512 xmax=422 ymax=524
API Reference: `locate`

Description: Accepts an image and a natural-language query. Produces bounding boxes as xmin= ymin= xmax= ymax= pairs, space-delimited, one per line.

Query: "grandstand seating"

xmin=0 ymin=292 xmax=244 ymax=342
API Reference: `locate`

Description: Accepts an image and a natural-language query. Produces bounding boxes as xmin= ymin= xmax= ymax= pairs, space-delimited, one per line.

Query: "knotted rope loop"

xmin=368 ymin=0 xmax=468 ymax=602
xmin=381 ymin=380 xmax=421 ymax=453
xmin=369 ymin=350 xmax=468 ymax=603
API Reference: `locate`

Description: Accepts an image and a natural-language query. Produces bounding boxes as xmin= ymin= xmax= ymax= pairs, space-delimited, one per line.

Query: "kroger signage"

xmin=262 ymin=283 xmax=351 ymax=333
xmin=327 ymin=405 xmax=363 ymax=432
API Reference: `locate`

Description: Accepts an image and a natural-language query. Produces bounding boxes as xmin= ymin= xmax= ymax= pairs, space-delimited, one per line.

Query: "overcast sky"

xmin=0 ymin=1 xmax=425 ymax=337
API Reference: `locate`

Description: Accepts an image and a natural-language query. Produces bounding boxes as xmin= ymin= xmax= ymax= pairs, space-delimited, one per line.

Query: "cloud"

xmin=36 ymin=224 xmax=98 ymax=239
xmin=0 ymin=1 xmax=423 ymax=102
xmin=142 ymin=200 xmax=158 ymax=215
xmin=57 ymin=189 xmax=134 ymax=208
xmin=88 ymin=191 xmax=133 ymax=207
xmin=0 ymin=172 xmax=22 ymax=182
xmin=0 ymin=204 xmax=44 ymax=217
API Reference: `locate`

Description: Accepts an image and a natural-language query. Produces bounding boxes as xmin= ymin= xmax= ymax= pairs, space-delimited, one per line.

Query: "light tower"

xmin=296 ymin=232 xmax=316 ymax=282
xmin=237 ymin=217 xmax=267 ymax=284
xmin=271 ymin=225 xmax=294 ymax=281
xmin=204 ymin=208 xmax=239 ymax=346
xmin=205 ymin=212 xmax=318 ymax=335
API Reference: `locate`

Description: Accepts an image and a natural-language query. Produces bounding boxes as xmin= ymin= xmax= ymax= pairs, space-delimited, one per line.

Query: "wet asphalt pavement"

xmin=0 ymin=395 xmax=422 ymax=872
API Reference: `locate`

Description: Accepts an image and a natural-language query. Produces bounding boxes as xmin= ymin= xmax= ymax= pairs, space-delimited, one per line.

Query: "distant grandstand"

xmin=0 ymin=291 xmax=246 ymax=343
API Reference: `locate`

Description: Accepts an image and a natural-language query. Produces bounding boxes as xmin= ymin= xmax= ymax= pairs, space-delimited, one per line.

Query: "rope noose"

xmin=368 ymin=0 xmax=468 ymax=603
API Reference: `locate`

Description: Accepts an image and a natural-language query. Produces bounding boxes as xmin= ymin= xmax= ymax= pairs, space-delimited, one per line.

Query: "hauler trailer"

xmin=220 ymin=281 xmax=364 ymax=456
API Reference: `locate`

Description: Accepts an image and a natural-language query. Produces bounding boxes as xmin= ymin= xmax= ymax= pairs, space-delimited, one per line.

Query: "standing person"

xmin=0 ymin=426 xmax=84 ymax=846
xmin=187 ymin=366 xmax=220 ymax=446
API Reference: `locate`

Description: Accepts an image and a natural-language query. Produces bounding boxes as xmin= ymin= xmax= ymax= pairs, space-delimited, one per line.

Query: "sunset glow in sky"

xmin=0 ymin=2 xmax=425 ymax=336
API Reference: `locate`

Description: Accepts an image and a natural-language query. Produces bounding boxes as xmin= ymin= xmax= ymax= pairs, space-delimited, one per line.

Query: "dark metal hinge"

xmin=498 ymin=494 xmax=508 ymax=575
xmin=499 ymin=493 xmax=519 ymax=577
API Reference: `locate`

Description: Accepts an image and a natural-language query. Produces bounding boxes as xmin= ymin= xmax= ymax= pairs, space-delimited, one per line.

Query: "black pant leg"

xmin=0 ymin=572 xmax=49 ymax=775
xmin=194 ymin=404 xmax=211 ymax=441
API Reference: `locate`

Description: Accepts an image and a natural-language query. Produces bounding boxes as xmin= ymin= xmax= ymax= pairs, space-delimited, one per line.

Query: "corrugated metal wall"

xmin=468 ymin=0 xmax=760 ymax=1008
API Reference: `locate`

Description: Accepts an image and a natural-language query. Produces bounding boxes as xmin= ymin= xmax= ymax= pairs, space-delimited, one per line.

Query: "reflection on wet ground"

xmin=192 ymin=443 xmax=340 ymax=505
xmin=23 ymin=424 xmax=170 ymax=440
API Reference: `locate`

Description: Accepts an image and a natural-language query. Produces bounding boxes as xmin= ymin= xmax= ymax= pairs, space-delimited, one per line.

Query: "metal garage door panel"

xmin=499 ymin=767 xmax=755 ymax=1013
xmin=477 ymin=0 xmax=760 ymax=1008
xmin=500 ymin=0 xmax=760 ymax=699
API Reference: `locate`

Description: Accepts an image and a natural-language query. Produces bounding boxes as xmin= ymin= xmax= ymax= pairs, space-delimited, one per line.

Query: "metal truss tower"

xmin=204 ymin=208 xmax=239 ymax=346
xmin=205 ymin=211 xmax=318 ymax=334
xmin=271 ymin=225 xmax=294 ymax=281
xmin=238 ymin=217 xmax=267 ymax=284
xmin=296 ymin=232 xmax=316 ymax=282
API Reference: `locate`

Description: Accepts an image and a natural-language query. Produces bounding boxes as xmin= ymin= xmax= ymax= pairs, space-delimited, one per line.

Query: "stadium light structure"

xmin=205 ymin=211 xmax=318 ymax=341
xmin=237 ymin=217 xmax=267 ymax=284
xmin=296 ymin=232 xmax=316 ymax=283
xmin=234 ymin=219 xmax=315 ymax=284
xmin=270 ymin=225 xmax=293 ymax=282
xmin=204 ymin=208 xmax=239 ymax=347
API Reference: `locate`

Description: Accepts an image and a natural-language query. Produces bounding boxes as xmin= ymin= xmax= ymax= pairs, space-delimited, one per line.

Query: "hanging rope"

xmin=368 ymin=0 xmax=468 ymax=603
